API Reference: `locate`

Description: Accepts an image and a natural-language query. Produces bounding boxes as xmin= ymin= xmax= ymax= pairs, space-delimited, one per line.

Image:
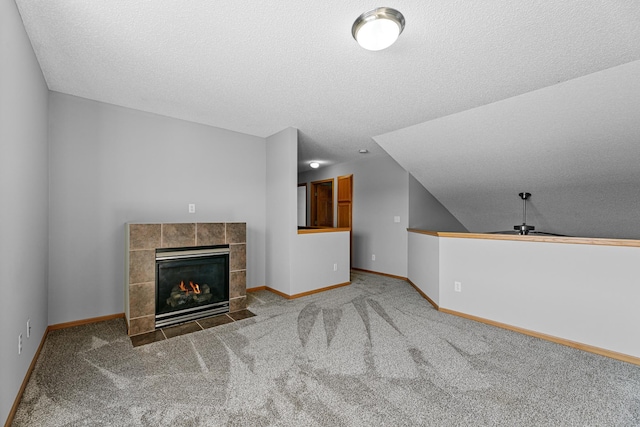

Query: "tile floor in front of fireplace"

xmin=130 ymin=309 xmax=255 ymax=347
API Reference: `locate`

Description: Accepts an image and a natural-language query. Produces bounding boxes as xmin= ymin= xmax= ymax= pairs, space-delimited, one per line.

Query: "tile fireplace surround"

xmin=125 ymin=222 xmax=247 ymax=336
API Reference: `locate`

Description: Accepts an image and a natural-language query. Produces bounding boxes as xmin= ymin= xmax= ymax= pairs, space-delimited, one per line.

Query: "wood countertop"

xmin=298 ymin=227 xmax=351 ymax=235
xmin=407 ymin=228 xmax=640 ymax=248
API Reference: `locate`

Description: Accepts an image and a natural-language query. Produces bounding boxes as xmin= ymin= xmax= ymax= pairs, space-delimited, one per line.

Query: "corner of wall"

xmin=265 ymin=127 xmax=298 ymax=295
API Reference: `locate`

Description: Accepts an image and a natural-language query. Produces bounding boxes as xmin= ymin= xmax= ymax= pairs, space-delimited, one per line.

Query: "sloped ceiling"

xmin=375 ymin=61 xmax=640 ymax=239
xmin=14 ymin=1 xmax=640 ymax=238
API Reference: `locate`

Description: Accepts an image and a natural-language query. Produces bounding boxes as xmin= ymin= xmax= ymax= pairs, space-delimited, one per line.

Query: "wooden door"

xmin=337 ymin=175 xmax=353 ymax=228
xmin=311 ymin=179 xmax=334 ymax=227
xmin=337 ymin=174 xmax=353 ymax=268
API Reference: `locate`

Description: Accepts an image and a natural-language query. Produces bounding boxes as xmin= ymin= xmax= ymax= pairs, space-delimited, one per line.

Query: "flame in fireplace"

xmin=179 ymin=280 xmax=189 ymax=295
xmin=177 ymin=280 xmax=201 ymax=295
xmin=189 ymin=281 xmax=201 ymax=294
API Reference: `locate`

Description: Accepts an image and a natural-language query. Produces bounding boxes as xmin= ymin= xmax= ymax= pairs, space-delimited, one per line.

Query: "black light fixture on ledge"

xmin=488 ymin=192 xmax=566 ymax=237
xmin=514 ymin=192 xmax=535 ymax=235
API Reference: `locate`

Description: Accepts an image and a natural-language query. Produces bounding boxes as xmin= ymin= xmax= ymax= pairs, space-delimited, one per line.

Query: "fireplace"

xmin=155 ymin=245 xmax=230 ymax=328
xmin=125 ymin=222 xmax=246 ymax=336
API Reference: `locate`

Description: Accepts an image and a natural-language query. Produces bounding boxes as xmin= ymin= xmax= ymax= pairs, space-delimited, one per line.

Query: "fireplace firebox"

xmin=155 ymin=245 xmax=229 ymax=328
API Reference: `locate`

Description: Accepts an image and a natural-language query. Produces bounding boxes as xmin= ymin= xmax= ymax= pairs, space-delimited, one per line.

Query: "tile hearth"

xmin=125 ymin=222 xmax=247 ymax=336
xmin=130 ymin=309 xmax=256 ymax=347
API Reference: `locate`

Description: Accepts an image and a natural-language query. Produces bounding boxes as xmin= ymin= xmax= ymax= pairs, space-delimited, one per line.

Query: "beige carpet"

xmin=12 ymin=271 xmax=640 ymax=426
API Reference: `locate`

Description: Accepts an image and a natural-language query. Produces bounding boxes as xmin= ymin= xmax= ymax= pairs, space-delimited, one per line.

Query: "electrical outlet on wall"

xmin=18 ymin=334 xmax=22 ymax=355
xmin=188 ymin=203 xmax=196 ymax=213
xmin=27 ymin=318 xmax=31 ymax=338
xmin=372 ymin=254 xmax=376 ymax=261
xmin=334 ymin=263 xmax=338 ymax=271
xmin=454 ymin=281 xmax=462 ymax=292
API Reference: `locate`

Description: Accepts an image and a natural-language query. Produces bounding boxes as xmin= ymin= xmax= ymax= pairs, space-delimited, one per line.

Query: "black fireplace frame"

xmin=155 ymin=244 xmax=230 ymax=328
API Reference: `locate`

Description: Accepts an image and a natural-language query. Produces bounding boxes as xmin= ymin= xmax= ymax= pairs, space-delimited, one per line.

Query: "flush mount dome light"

xmin=352 ymin=7 xmax=405 ymax=51
xmin=309 ymin=162 xmax=320 ymax=169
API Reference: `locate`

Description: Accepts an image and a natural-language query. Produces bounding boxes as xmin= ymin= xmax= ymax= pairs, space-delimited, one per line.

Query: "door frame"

xmin=337 ymin=174 xmax=353 ymax=266
xmin=310 ymin=178 xmax=334 ymax=227
xmin=297 ymin=183 xmax=307 ymax=227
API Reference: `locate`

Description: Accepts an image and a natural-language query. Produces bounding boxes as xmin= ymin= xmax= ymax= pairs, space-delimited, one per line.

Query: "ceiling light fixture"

xmin=359 ymin=149 xmax=369 ymax=154
xmin=309 ymin=162 xmax=320 ymax=169
xmin=352 ymin=7 xmax=405 ymax=51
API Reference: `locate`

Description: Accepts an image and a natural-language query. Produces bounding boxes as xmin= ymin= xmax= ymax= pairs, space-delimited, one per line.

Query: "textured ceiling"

xmin=14 ymin=0 xmax=640 ymax=238
xmin=375 ymin=60 xmax=640 ymax=239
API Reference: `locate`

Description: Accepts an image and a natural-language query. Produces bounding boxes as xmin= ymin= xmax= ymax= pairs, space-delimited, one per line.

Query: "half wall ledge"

xmin=407 ymin=228 xmax=640 ymax=365
xmin=406 ymin=228 xmax=640 ymax=247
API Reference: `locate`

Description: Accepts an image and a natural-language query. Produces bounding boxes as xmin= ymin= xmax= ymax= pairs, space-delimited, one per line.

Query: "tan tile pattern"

xmin=228 ymin=309 xmax=256 ymax=321
xmin=130 ymin=330 xmax=165 ymax=347
xmin=229 ymin=271 xmax=246 ymax=298
xmin=196 ymin=223 xmax=225 ymax=246
xmin=129 ymin=224 xmax=161 ymax=250
xmin=162 ymin=321 xmax=202 ymax=339
xmin=129 ymin=315 xmax=155 ymax=336
xmin=198 ymin=314 xmax=234 ymax=329
xmin=127 ymin=222 xmax=246 ymax=336
xmin=230 ymin=296 xmax=247 ymax=312
xmin=162 ymin=223 xmax=196 ymax=247
xmin=129 ymin=282 xmax=155 ymax=318
xmin=230 ymin=244 xmax=246 ymax=272
xmin=226 ymin=223 xmax=246 ymax=244
xmin=129 ymin=250 xmax=155 ymax=284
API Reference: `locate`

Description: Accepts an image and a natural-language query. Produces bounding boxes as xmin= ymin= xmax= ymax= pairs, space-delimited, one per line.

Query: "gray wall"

xmin=0 ymin=0 xmax=50 ymax=422
xmin=265 ymin=128 xmax=298 ymax=294
xmin=435 ymin=236 xmax=640 ymax=358
xmin=299 ymin=154 xmax=410 ymax=277
xmin=48 ymin=92 xmax=267 ymax=325
xmin=408 ymin=174 xmax=467 ymax=232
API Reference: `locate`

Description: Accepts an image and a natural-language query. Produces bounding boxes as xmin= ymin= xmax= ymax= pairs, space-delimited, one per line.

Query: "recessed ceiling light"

xmin=352 ymin=7 xmax=405 ymax=51
xmin=359 ymin=149 xmax=369 ymax=154
xmin=309 ymin=162 xmax=320 ymax=169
